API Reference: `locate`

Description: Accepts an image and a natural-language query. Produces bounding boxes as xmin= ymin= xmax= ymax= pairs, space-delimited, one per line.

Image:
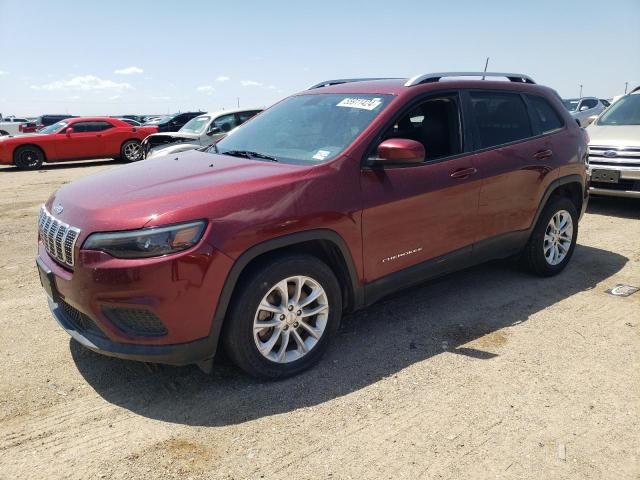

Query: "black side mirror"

xmin=207 ymin=126 xmax=222 ymax=136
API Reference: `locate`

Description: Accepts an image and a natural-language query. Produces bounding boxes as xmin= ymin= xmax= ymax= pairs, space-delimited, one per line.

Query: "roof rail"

xmin=307 ymin=78 xmax=401 ymax=90
xmin=405 ymin=72 xmax=535 ymax=87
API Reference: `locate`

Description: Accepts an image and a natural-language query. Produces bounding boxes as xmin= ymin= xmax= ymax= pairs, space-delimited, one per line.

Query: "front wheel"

xmin=121 ymin=139 xmax=142 ymax=162
xmin=522 ymin=197 xmax=578 ymax=276
xmin=222 ymin=254 xmax=342 ymax=379
xmin=13 ymin=145 xmax=44 ymax=169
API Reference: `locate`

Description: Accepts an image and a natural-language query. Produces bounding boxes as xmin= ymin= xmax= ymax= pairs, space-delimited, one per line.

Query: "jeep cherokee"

xmin=36 ymin=72 xmax=589 ymax=379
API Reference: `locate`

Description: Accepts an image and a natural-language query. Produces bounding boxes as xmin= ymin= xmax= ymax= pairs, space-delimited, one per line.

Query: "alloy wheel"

xmin=253 ymin=275 xmax=329 ymax=364
xmin=124 ymin=142 xmax=142 ymax=161
xmin=543 ymin=210 xmax=573 ymax=265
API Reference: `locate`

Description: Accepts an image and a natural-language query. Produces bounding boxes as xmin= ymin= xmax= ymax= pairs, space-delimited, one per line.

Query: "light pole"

xmin=579 ymin=84 xmax=583 ymax=97
xmin=625 ymin=82 xmax=629 ymax=94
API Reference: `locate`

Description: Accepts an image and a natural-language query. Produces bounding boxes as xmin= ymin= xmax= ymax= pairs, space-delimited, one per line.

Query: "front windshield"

xmin=562 ymin=99 xmax=579 ymax=112
xmin=180 ymin=115 xmax=211 ymax=134
xmin=597 ymin=94 xmax=640 ymax=126
xmin=214 ymin=93 xmax=394 ymax=163
xmin=39 ymin=120 xmax=68 ymax=134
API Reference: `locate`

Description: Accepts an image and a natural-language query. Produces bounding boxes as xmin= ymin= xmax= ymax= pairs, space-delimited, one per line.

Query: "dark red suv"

xmin=37 ymin=72 xmax=588 ymax=378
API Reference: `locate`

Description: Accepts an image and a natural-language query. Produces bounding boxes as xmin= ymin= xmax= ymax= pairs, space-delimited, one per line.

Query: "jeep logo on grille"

xmin=603 ymin=150 xmax=618 ymax=158
xmin=53 ymin=204 xmax=64 ymax=215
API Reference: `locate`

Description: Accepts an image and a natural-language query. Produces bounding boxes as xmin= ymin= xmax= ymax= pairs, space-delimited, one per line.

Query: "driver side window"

xmin=382 ymin=95 xmax=462 ymax=161
xmin=212 ymin=114 xmax=238 ymax=133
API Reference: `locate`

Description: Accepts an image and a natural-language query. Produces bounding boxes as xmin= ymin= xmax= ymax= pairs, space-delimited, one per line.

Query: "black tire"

xmin=522 ymin=196 xmax=578 ymax=276
xmin=13 ymin=145 xmax=44 ymax=169
xmin=222 ymin=254 xmax=342 ymax=379
xmin=120 ymin=139 xmax=142 ymax=162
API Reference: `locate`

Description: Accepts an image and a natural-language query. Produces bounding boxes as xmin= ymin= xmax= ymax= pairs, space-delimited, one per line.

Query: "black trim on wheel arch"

xmin=528 ymin=174 xmax=587 ymax=230
xmin=203 ymin=229 xmax=363 ymax=362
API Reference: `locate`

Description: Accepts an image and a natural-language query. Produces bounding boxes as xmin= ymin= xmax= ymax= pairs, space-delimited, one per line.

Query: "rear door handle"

xmin=534 ymin=149 xmax=553 ymax=160
xmin=450 ymin=167 xmax=478 ymax=179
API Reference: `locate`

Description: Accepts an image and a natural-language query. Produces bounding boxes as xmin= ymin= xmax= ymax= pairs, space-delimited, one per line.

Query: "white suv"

xmin=563 ymin=97 xmax=610 ymax=127
xmin=142 ymin=108 xmax=261 ymax=159
xmin=586 ymin=88 xmax=640 ymax=198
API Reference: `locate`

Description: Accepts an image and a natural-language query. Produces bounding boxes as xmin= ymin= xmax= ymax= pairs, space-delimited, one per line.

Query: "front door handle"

xmin=450 ymin=167 xmax=478 ymax=179
xmin=534 ymin=149 xmax=553 ymax=160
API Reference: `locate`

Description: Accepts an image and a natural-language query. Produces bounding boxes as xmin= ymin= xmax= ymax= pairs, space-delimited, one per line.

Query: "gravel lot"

xmin=0 ymin=160 xmax=638 ymax=480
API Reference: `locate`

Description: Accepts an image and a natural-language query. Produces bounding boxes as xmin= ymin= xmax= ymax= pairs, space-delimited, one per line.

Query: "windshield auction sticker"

xmin=312 ymin=150 xmax=331 ymax=161
xmin=336 ymin=97 xmax=383 ymax=111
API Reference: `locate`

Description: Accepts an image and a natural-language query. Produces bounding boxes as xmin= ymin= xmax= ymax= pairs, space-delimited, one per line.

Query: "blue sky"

xmin=1 ymin=0 xmax=638 ymax=116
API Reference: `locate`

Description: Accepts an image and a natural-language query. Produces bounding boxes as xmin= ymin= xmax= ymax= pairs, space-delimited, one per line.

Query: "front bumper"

xmin=588 ymin=165 xmax=640 ymax=199
xmin=37 ymin=238 xmax=234 ymax=365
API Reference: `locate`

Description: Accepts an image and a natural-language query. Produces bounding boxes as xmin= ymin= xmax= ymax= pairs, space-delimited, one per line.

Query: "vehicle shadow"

xmin=0 ymin=158 xmax=116 ymax=172
xmin=587 ymin=196 xmax=640 ymax=220
xmin=71 ymin=244 xmax=627 ymax=427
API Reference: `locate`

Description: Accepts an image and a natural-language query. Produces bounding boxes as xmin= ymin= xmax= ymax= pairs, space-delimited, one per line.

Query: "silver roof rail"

xmin=307 ymin=78 xmax=401 ymax=90
xmin=405 ymin=72 xmax=535 ymax=87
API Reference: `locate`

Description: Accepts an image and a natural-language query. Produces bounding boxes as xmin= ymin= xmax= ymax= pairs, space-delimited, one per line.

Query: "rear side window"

xmin=468 ymin=91 xmax=533 ymax=149
xmin=213 ymin=114 xmax=238 ymax=132
xmin=579 ymin=99 xmax=598 ymax=110
xmin=526 ymin=95 xmax=564 ymax=134
xmin=237 ymin=110 xmax=260 ymax=124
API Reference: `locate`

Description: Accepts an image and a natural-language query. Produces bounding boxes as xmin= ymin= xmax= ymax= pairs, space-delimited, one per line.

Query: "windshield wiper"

xmin=221 ymin=150 xmax=278 ymax=162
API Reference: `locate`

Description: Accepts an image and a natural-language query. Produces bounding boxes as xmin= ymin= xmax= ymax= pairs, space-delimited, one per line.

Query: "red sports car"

xmin=0 ymin=117 xmax=158 ymax=169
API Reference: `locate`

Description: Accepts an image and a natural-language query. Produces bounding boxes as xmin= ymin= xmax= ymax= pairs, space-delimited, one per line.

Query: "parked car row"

xmin=0 ymin=118 xmax=158 ymax=168
xmin=0 ymin=108 xmax=262 ymax=169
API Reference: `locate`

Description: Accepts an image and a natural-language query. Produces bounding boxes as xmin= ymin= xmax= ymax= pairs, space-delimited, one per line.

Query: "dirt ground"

xmin=0 ymin=160 xmax=638 ymax=480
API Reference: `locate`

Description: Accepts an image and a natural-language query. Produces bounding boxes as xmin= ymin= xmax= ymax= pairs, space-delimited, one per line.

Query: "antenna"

xmin=482 ymin=57 xmax=490 ymax=80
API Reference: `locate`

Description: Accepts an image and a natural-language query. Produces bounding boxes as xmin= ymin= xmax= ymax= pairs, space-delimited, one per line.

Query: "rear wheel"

xmin=121 ymin=140 xmax=142 ymax=162
xmin=13 ymin=146 xmax=44 ymax=169
xmin=222 ymin=254 xmax=342 ymax=379
xmin=522 ymin=197 xmax=578 ymax=276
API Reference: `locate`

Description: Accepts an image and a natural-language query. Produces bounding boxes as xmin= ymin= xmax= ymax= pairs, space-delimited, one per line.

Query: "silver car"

xmin=586 ymin=88 xmax=640 ymax=199
xmin=142 ymin=108 xmax=262 ymax=159
xmin=563 ymin=97 xmax=611 ymax=127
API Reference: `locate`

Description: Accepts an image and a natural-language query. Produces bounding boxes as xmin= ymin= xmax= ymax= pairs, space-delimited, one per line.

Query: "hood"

xmin=145 ymin=132 xmax=201 ymax=142
xmin=147 ymin=142 xmax=202 ymax=158
xmin=142 ymin=132 xmax=202 ymax=154
xmin=587 ymin=124 xmax=640 ymax=147
xmin=47 ymin=150 xmax=309 ymax=236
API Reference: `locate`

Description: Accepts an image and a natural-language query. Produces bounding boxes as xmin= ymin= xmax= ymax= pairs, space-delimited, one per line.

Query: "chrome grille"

xmin=38 ymin=206 xmax=81 ymax=268
xmin=589 ymin=145 xmax=640 ymax=167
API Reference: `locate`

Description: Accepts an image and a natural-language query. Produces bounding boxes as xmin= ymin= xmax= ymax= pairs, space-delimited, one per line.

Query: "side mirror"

xmin=585 ymin=115 xmax=598 ymax=126
xmin=207 ymin=126 xmax=222 ymax=136
xmin=370 ymin=138 xmax=425 ymax=166
xmin=65 ymin=127 xmax=74 ymax=135
xmin=579 ymin=105 xmax=590 ymax=112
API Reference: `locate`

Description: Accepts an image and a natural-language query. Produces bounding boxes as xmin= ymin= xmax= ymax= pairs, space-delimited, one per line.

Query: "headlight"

xmin=83 ymin=221 xmax=206 ymax=259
